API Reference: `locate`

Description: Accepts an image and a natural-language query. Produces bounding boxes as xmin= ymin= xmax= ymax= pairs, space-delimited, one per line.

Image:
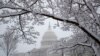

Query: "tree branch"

xmin=18 ymin=15 xmax=34 ymax=44
xmin=18 ymin=15 xmax=26 ymax=38
xmin=36 ymin=13 xmax=100 ymax=44
xmin=28 ymin=0 xmax=39 ymax=8
xmin=0 ymin=11 xmax=31 ymax=18
xmin=83 ymin=0 xmax=100 ymax=26
xmin=0 ymin=3 xmax=30 ymax=11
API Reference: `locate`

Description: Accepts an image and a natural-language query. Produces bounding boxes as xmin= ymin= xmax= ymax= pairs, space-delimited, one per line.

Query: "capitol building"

xmin=14 ymin=25 xmax=60 ymax=56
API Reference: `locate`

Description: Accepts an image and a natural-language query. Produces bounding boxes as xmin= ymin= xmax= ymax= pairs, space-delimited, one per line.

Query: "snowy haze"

xmin=0 ymin=18 xmax=73 ymax=53
xmin=16 ymin=18 xmax=73 ymax=53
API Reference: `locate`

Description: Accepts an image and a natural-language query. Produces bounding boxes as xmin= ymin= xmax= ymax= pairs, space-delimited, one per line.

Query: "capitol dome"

xmin=42 ymin=29 xmax=57 ymax=41
xmin=41 ymin=24 xmax=57 ymax=48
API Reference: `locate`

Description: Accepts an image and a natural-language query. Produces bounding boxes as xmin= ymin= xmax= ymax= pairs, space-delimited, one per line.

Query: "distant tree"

xmin=0 ymin=29 xmax=18 ymax=56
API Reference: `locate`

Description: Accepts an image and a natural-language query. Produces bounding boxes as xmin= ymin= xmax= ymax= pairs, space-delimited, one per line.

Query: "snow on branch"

xmin=36 ymin=13 xmax=100 ymax=44
xmin=0 ymin=11 xmax=31 ymax=18
xmin=83 ymin=0 xmax=100 ymax=26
